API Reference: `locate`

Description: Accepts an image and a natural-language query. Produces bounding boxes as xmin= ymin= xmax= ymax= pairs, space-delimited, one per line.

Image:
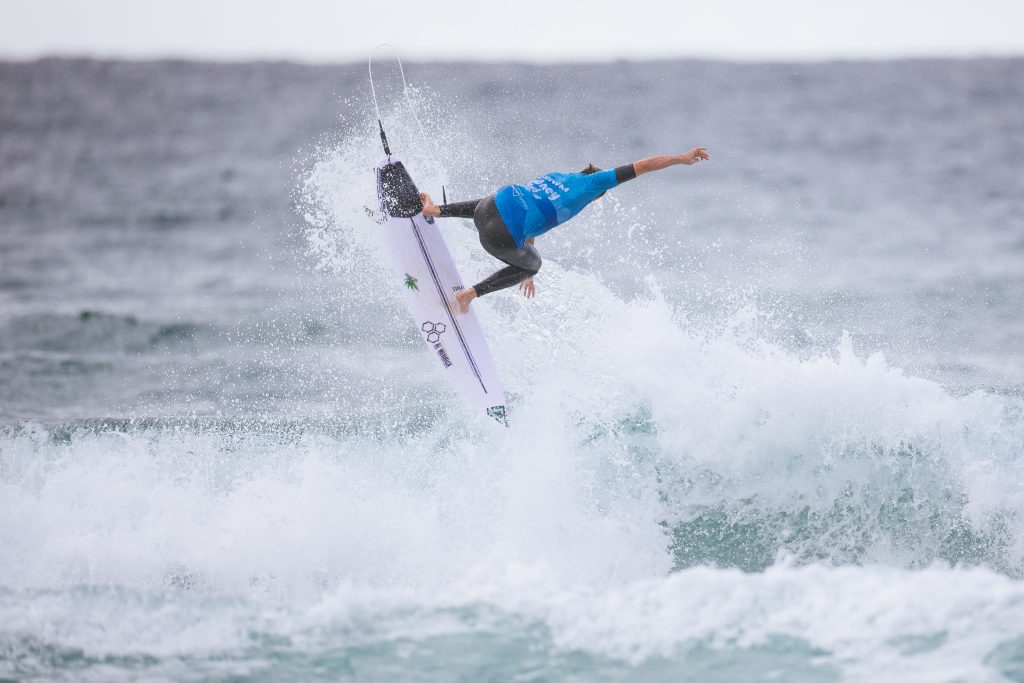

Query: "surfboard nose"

xmin=376 ymin=159 xmax=423 ymax=219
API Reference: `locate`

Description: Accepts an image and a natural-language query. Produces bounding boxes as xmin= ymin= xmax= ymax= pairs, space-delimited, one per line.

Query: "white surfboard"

xmin=376 ymin=154 xmax=508 ymax=426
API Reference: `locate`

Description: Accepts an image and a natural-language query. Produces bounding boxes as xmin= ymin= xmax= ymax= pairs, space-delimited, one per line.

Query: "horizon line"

xmin=3 ymin=50 xmax=1024 ymax=67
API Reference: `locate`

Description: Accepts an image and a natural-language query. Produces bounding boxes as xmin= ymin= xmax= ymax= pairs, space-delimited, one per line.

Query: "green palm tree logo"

xmin=404 ymin=273 xmax=419 ymax=291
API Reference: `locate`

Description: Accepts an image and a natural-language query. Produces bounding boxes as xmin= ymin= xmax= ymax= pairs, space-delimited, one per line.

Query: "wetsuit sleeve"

xmin=438 ymin=198 xmax=481 ymax=219
xmin=614 ymin=164 xmax=637 ymax=184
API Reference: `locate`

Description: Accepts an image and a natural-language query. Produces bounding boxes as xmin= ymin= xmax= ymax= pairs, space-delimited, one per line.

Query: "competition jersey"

xmin=494 ymin=169 xmax=619 ymax=247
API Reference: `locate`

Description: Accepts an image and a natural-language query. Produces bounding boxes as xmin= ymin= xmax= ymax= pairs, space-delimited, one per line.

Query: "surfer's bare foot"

xmin=420 ymin=192 xmax=440 ymax=217
xmin=455 ymin=288 xmax=477 ymax=313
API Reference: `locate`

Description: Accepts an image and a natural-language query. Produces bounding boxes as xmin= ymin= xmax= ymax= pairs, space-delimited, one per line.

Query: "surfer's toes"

xmin=420 ymin=193 xmax=437 ymax=216
xmin=455 ymin=289 xmax=475 ymax=313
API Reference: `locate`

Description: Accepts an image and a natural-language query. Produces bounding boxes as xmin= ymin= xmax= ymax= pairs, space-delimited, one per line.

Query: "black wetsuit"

xmin=439 ymin=164 xmax=636 ymax=297
xmin=439 ymin=195 xmax=540 ymax=296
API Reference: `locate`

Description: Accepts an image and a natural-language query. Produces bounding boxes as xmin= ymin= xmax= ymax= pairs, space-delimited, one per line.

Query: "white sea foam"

xmin=2 ymin=300 xmax=1023 ymax=679
xmin=3 ymin=559 xmax=1022 ymax=681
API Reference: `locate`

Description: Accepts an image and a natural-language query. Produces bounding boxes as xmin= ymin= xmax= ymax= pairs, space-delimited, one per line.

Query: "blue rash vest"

xmin=494 ymin=169 xmax=619 ymax=247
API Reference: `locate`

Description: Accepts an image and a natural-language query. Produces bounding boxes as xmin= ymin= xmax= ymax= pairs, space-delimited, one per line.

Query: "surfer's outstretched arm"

xmin=633 ymin=147 xmax=709 ymax=176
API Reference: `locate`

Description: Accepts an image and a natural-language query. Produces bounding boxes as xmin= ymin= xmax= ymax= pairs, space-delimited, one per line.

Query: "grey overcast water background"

xmin=1 ymin=58 xmax=1023 ymax=681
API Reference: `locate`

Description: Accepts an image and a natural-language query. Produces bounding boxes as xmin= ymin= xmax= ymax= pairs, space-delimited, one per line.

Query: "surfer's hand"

xmin=519 ymin=278 xmax=535 ymax=299
xmin=680 ymin=147 xmax=710 ymax=165
xmin=420 ymin=193 xmax=440 ymax=217
xmin=679 ymin=147 xmax=709 ymax=165
xmin=635 ymin=150 xmax=710 ymax=175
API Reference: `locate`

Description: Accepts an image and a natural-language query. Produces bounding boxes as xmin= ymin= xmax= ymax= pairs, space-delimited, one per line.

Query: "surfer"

xmin=420 ymin=147 xmax=710 ymax=312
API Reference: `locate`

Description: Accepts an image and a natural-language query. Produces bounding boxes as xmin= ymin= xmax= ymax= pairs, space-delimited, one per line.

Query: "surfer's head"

xmin=580 ymin=164 xmax=607 ymax=198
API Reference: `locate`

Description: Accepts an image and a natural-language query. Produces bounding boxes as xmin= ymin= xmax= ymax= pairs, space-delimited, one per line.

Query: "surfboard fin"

xmin=487 ymin=405 xmax=509 ymax=426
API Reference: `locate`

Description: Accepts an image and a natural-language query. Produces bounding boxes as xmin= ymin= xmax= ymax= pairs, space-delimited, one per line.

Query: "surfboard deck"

xmin=375 ymin=155 xmax=508 ymax=426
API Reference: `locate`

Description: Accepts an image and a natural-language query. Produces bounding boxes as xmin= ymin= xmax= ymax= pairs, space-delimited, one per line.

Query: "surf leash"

xmin=368 ymin=43 xmax=449 ymax=205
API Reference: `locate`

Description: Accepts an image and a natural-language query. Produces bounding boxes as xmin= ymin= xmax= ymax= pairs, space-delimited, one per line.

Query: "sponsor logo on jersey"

xmin=404 ymin=273 xmax=419 ymax=290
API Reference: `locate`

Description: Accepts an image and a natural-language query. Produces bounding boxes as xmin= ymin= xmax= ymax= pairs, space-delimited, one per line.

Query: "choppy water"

xmin=1 ymin=57 xmax=1023 ymax=682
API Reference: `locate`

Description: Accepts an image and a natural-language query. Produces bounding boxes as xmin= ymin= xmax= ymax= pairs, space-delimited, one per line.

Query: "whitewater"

xmin=2 ymin=58 xmax=1024 ymax=681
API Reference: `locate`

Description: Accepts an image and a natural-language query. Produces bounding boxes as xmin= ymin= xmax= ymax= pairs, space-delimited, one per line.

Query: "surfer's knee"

xmin=524 ymin=250 xmax=541 ymax=274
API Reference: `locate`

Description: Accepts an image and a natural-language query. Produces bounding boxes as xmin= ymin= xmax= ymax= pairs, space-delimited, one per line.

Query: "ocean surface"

xmin=1 ymin=57 xmax=1023 ymax=681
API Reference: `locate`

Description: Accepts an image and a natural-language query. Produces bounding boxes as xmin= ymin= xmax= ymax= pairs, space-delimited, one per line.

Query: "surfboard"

xmin=375 ymin=154 xmax=508 ymax=426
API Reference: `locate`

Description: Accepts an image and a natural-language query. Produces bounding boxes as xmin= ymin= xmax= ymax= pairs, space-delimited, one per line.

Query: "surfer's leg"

xmin=471 ymin=196 xmax=542 ymax=296
xmin=455 ymin=253 xmax=539 ymax=312
xmin=470 ymin=196 xmax=542 ymax=301
xmin=421 ymin=193 xmax=481 ymax=219
xmin=439 ymin=199 xmax=480 ymax=218
xmin=473 ymin=262 xmax=538 ymax=296
xmin=453 ymin=195 xmax=541 ymax=312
